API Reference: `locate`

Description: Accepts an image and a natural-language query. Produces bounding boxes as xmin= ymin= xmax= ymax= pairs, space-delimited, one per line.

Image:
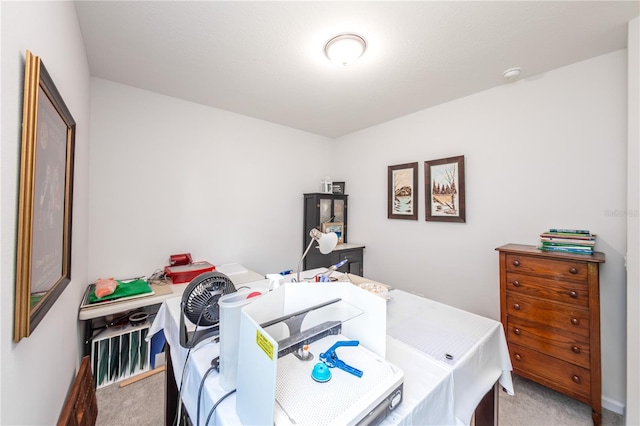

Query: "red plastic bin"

xmin=164 ymin=261 xmax=215 ymax=284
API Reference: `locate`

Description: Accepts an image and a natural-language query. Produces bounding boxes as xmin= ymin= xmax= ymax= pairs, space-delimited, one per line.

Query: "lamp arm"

xmin=297 ymin=238 xmax=317 ymax=282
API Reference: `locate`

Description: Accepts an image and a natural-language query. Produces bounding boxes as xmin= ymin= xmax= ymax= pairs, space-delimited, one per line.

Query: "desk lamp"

xmin=297 ymin=228 xmax=339 ymax=282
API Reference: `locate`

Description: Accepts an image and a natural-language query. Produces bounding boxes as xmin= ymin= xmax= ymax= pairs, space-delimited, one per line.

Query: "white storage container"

xmin=219 ymin=288 xmax=266 ymax=390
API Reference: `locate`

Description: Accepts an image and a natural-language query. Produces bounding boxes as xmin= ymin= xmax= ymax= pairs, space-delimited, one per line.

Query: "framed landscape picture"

xmin=388 ymin=162 xmax=418 ymax=220
xmin=425 ymin=155 xmax=465 ymax=222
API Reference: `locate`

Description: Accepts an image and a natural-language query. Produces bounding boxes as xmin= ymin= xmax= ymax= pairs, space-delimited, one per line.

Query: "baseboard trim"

xmin=603 ymin=396 xmax=625 ymax=416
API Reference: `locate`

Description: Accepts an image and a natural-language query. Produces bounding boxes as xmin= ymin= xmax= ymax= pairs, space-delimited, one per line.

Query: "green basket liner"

xmin=88 ymin=279 xmax=152 ymax=303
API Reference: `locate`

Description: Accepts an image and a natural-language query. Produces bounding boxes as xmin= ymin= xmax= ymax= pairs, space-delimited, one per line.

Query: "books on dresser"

xmin=539 ymin=228 xmax=596 ymax=254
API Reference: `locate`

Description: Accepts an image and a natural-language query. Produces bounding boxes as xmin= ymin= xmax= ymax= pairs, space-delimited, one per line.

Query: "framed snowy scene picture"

xmin=425 ymin=155 xmax=465 ymax=223
xmin=388 ymin=162 xmax=418 ymax=220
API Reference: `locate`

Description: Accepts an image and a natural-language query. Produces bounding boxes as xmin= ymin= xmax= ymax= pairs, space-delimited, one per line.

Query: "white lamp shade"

xmin=317 ymin=232 xmax=339 ymax=254
xmin=325 ymin=34 xmax=367 ymax=67
xmin=297 ymin=228 xmax=340 ymax=282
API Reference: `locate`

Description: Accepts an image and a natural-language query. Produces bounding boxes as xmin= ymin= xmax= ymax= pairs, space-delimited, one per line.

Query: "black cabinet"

xmin=303 ymin=246 xmax=364 ymax=276
xmin=335 ymin=247 xmax=364 ymax=276
xmin=303 ymin=193 xmax=348 ymax=246
xmin=303 ymin=193 xmax=365 ymax=275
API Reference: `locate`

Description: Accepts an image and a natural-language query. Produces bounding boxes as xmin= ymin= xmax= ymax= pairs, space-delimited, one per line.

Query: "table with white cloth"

xmin=149 ymin=282 xmax=514 ymax=425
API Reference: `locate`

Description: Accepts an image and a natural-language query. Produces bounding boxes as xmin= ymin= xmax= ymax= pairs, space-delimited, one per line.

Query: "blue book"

xmin=549 ymin=228 xmax=590 ymax=235
xmin=539 ymin=245 xmax=593 ymax=254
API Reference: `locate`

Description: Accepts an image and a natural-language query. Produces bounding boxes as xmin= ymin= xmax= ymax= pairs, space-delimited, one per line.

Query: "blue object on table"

xmin=149 ymin=330 xmax=166 ymax=369
xmin=319 ymin=340 xmax=363 ymax=378
xmin=322 ymin=259 xmax=349 ymax=280
xmin=311 ymin=362 xmax=332 ymax=382
xmin=334 ymin=259 xmax=348 ymax=269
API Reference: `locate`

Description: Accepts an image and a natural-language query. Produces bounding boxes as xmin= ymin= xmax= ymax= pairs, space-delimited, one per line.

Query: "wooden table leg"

xmin=474 ymin=383 xmax=498 ymax=426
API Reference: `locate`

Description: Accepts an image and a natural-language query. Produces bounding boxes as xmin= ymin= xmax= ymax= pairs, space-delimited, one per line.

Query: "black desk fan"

xmin=179 ymin=271 xmax=236 ymax=348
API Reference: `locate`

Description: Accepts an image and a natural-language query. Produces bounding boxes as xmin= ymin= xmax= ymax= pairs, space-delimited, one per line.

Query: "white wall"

xmin=0 ymin=2 xmax=633 ymax=422
xmin=332 ymin=51 xmax=629 ymax=412
xmin=88 ymin=79 xmax=332 ymax=281
xmin=626 ymin=16 xmax=639 ymax=426
xmin=1 ymin=1 xmax=91 ymax=425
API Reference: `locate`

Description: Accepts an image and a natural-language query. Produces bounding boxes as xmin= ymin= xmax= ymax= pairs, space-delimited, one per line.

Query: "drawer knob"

xmin=514 ymin=328 xmax=521 ymax=335
xmin=513 ymin=303 xmax=521 ymax=311
xmin=572 ymin=375 xmax=581 ymax=384
xmin=512 ymin=280 xmax=521 ymax=287
xmin=512 ymin=260 xmax=521 ymax=267
xmin=569 ymin=291 xmax=578 ymax=299
xmin=572 ymin=345 xmax=581 ymax=354
xmin=571 ymin=318 xmax=580 ymax=326
xmin=569 ymin=267 xmax=578 ymax=274
xmin=514 ymin=354 xmax=522 ymax=361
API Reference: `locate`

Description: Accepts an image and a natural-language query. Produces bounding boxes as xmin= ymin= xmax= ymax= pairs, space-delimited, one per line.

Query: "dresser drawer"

xmin=506 ymin=293 xmax=589 ymax=337
xmin=505 ymin=254 xmax=588 ymax=281
xmin=505 ymin=272 xmax=589 ymax=308
xmin=509 ymin=342 xmax=591 ymax=400
xmin=506 ymin=317 xmax=591 ymax=368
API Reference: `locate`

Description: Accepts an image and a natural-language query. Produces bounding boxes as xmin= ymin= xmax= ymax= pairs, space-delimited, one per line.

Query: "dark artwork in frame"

xmin=332 ymin=181 xmax=345 ymax=194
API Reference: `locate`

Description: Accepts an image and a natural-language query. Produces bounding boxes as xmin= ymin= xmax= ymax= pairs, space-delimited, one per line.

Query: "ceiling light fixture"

xmin=324 ymin=33 xmax=367 ymax=67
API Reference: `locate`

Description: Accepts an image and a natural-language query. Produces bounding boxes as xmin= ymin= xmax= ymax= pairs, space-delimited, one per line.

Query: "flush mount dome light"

xmin=324 ymin=33 xmax=367 ymax=67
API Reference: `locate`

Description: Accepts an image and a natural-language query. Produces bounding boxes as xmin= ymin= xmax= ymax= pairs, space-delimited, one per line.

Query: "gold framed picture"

xmin=15 ymin=51 xmax=76 ymax=342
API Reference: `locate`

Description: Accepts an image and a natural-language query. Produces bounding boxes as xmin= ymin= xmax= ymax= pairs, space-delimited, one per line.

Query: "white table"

xmin=385 ymin=290 xmax=514 ymax=425
xmin=78 ymin=265 xmax=264 ymax=320
xmin=78 ymin=265 xmax=264 ymax=355
xmin=150 ymin=278 xmax=513 ymax=425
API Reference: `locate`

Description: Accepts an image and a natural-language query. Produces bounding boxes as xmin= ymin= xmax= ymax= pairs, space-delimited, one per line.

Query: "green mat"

xmin=88 ymin=279 xmax=152 ymax=304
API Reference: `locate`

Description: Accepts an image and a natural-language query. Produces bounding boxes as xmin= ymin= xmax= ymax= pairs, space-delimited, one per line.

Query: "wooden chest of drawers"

xmin=496 ymin=244 xmax=605 ymax=424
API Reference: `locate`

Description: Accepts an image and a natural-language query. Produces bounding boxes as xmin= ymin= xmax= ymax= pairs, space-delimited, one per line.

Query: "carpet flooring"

xmin=96 ymin=371 xmax=624 ymax=425
xmin=498 ymin=375 xmax=623 ymax=426
xmin=96 ymin=370 xmax=164 ymax=426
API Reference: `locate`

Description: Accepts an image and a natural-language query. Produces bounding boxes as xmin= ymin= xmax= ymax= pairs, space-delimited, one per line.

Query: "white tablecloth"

xmin=386 ymin=290 xmax=514 ymax=425
xmin=149 ymin=286 xmax=513 ymax=425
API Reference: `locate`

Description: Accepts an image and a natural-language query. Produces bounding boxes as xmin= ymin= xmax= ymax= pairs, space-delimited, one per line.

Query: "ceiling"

xmin=74 ymin=1 xmax=639 ymax=138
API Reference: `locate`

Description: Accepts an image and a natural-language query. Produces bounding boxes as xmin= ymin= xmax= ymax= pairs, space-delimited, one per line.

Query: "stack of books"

xmin=539 ymin=228 xmax=595 ymax=254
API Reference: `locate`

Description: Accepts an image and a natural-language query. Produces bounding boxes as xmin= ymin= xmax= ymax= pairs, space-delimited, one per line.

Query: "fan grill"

xmin=183 ymin=272 xmax=236 ymax=326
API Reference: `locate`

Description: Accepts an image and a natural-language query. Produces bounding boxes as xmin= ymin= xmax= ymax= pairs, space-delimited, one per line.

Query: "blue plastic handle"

xmin=319 ymin=340 xmax=363 ymax=378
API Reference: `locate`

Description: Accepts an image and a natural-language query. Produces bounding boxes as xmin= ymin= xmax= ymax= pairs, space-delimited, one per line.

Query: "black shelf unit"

xmin=302 ymin=193 xmax=364 ymax=275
